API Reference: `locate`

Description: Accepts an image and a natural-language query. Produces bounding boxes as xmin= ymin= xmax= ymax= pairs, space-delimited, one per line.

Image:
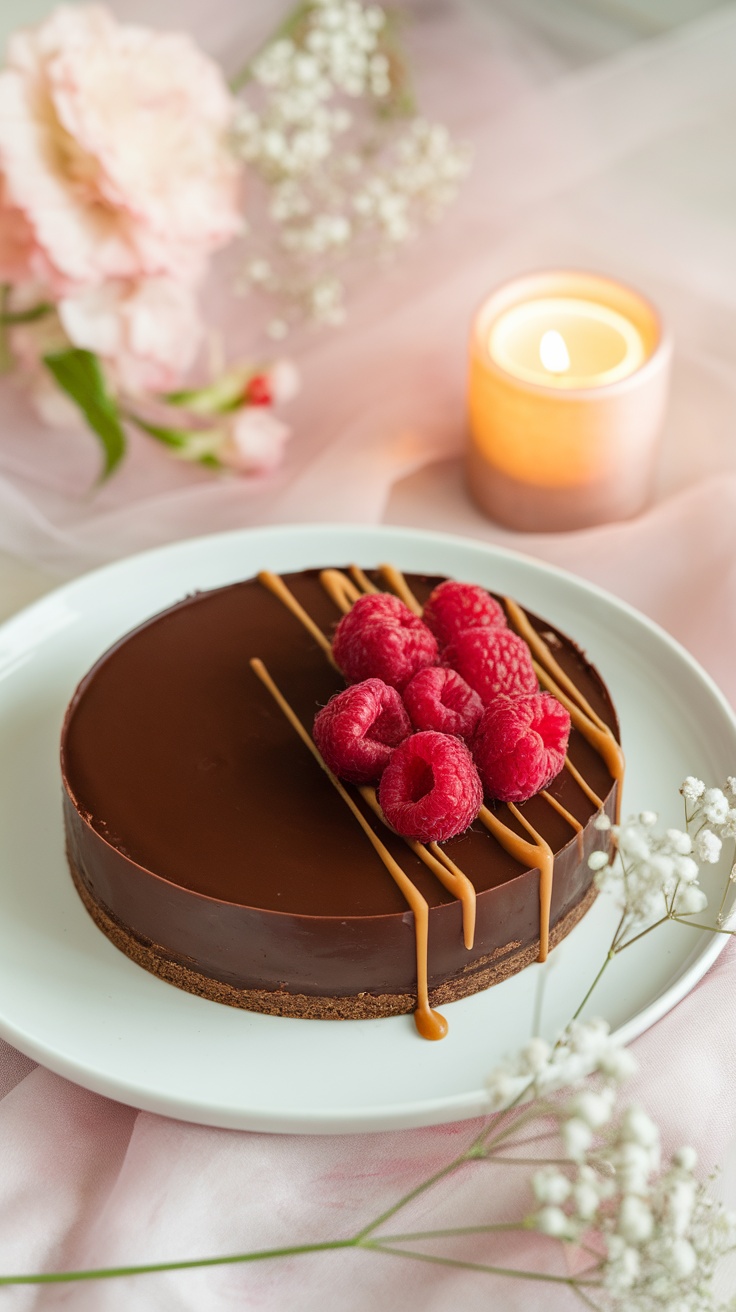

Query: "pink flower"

xmin=0 ymin=5 xmax=242 ymax=294
xmin=220 ymin=408 xmax=291 ymax=475
xmin=58 ymin=279 xmax=203 ymax=394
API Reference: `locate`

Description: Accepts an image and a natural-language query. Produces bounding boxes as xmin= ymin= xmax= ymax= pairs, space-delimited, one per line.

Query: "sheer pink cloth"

xmin=1 ymin=1 xmax=736 ymax=1306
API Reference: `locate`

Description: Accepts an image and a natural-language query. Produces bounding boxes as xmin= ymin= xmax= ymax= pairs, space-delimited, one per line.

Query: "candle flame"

xmin=540 ymin=329 xmax=570 ymax=375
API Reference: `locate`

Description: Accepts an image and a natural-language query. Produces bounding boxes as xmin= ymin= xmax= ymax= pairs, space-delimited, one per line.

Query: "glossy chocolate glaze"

xmin=61 ymin=570 xmax=620 ymax=1003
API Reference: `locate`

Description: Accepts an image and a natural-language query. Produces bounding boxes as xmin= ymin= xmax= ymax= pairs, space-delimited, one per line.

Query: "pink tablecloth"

xmin=2 ymin=1 xmax=736 ymax=1307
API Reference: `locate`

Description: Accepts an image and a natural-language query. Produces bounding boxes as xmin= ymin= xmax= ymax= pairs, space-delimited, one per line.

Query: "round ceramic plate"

xmin=0 ymin=524 xmax=734 ymax=1134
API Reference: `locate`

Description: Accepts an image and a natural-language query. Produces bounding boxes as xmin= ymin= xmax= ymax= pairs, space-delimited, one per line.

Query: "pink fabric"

xmin=1 ymin=1 xmax=736 ymax=1306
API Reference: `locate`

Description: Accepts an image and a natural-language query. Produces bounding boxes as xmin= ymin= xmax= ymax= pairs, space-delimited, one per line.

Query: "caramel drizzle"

xmin=319 ymin=569 xmax=362 ymax=613
xmin=377 ymin=564 xmax=423 ymax=615
xmin=542 ymin=789 xmax=584 ymax=860
xmin=564 ymin=757 xmax=604 ymax=811
xmin=258 ymin=571 xmax=336 ymax=666
xmin=503 ymin=596 xmax=624 ymax=821
xmin=360 ymin=787 xmax=476 ymax=950
xmin=348 ymin=565 xmax=380 ymax=595
xmin=250 ymin=659 xmax=447 ymax=1041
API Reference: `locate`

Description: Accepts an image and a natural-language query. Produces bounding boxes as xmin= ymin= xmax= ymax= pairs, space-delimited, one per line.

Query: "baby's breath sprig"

xmin=231 ymin=0 xmax=470 ymax=336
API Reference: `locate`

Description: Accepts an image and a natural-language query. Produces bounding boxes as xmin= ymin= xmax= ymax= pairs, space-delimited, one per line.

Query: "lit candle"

xmin=467 ymin=271 xmax=672 ymax=531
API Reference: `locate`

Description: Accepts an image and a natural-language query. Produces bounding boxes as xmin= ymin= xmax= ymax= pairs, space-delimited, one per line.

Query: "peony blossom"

xmin=0 ymin=5 xmax=242 ymax=294
xmin=57 ymin=279 xmax=203 ymax=394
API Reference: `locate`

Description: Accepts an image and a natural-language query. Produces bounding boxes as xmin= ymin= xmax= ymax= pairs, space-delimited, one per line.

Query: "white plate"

xmin=0 ymin=524 xmax=734 ymax=1134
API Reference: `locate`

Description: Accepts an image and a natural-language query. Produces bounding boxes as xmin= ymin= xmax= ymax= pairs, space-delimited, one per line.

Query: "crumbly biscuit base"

xmin=68 ymin=850 xmax=596 ymax=1020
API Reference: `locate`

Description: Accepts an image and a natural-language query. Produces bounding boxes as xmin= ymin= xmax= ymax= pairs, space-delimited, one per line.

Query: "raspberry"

xmin=378 ymin=730 xmax=483 ymax=843
xmin=443 ymin=627 xmax=537 ymax=706
xmin=313 ymin=678 xmax=411 ymax=784
xmin=332 ymin=593 xmax=438 ymax=691
xmin=403 ymin=666 xmax=483 ymax=741
xmin=472 ymin=693 xmax=571 ymax=803
xmin=422 ymin=580 xmax=506 ymax=649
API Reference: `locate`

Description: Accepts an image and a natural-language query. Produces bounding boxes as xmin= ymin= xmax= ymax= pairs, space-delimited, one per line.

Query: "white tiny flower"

xmin=665 ymin=828 xmax=692 ymax=854
xmin=702 ymin=787 xmax=729 ymax=825
xmin=694 ymin=828 xmax=722 ymax=863
xmin=670 ymin=1236 xmax=697 ymax=1277
xmin=604 ymin=1240 xmax=640 ymax=1290
xmin=666 ymin=1177 xmax=697 ymax=1236
xmin=673 ymin=854 xmax=699 ymax=883
xmin=618 ymin=1195 xmax=654 ymax=1244
xmin=614 ymin=1141 xmax=657 ymax=1195
xmin=675 ymin=884 xmax=708 ymax=915
xmin=569 ymin=1088 xmax=615 ymax=1129
xmin=588 ymin=850 xmax=609 ymax=871
xmin=618 ymin=828 xmax=651 ymax=862
xmin=534 ymin=1205 xmax=573 ymax=1238
xmin=519 ymin=1037 xmax=551 ymax=1075
xmin=620 ymin=1106 xmax=659 ymax=1150
xmin=726 ymin=775 xmax=736 ymax=799
xmin=638 ymin=810 xmax=657 ymax=827
xmin=722 ymin=808 xmax=736 ymax=838
xmin=572 ymin=1182 xmax=600 ymax=1221
xmin=680 ymin=776 xmax=705 ymax=803
xmin=533 ymin=1168 xmax=571 ymax=1206
xmin=598 ymin=1046 xmax=638 ymax=1083
xmin=648 ymin=853 xmax=675 ymax=884
xmin=562 ymin=1117 xmax=594 ymax=1161
xmin=485 ymin=1069 xmax=519 ymax=1111
xmin=672 ymin=1145 xmax=697 ymax=1171
xmin=594 ymin=812 xmax=611 ymax=831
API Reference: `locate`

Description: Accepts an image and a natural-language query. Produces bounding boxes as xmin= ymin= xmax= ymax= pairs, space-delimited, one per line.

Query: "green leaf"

xmin=43 ymin=349 xmax=126 ymax=480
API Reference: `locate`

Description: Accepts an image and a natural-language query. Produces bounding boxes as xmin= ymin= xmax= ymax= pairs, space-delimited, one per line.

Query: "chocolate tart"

xmin=61 ymin=568 xmax=621 ymax=1031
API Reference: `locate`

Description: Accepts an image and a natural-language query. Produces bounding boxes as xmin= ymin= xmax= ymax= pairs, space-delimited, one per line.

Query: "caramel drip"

xmin=478 ymin=804 xmax=554 ymax=960
xmin=377 ymin=564 xmax=423 ymax=615
xmin=508 ymin=804 xmax=554 ymax=963
xmin=349 ymin=565 xmax=380 ymax=595
xmin=258 ymin=572 xmax=336 ymax=665
xmin=503 ymin=596 xmax=624 ymax=823
xmin=360 ymin=787 xmax=476 ymax=950
xmin=504 ymin=597 xmax=611 ymax=733
xmin=541 ymin=789 xmax=584 ymax=860
xmin=319 ymin=569 xmax=362 ymax=615
xmin=564 ymin=757 xmax=604 ymax=810
xmin=250 ymin=659 xmax=447 ymax=1041
xmin=534 ymin=662 xmax=624 ymax=817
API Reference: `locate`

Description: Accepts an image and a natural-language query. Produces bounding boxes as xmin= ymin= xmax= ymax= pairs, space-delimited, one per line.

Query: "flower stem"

xmin=570 ymin=952 xmax=613 ymax=1023
xmin=377 ymin=1222 xmax=524 ymax=1243
xmin=0 ymin=302 xmax=53 ymax=325
xmin=351 ymin=1151 xmax=474 ymax=1242
xmin=0 ymin=286 xmax=11 ymax=375
xmin=672 ymin=918 xmax=736 ymax=935
xmin=0 ymin=1239 xmax=357 ymax=1287
xmin=613 ymin=915 xmax=669 ymax=954
xmin=716 ymin=870 xmax=732 ymax=926
xmin=365 ymin=1242 xmax=601 ymax=1288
